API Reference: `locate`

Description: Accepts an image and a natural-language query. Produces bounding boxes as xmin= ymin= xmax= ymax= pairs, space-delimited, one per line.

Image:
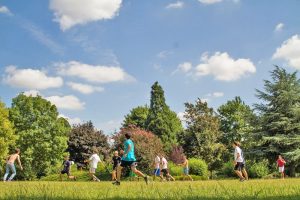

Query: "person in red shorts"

xmin=277 ymin=155 xmax=286 ymax=179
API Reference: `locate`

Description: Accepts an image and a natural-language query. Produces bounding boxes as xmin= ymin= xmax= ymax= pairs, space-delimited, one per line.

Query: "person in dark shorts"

xmin=111 ymin=151 xmax=121 ymax=181
xmin=60 ymin=155 xmax=76 ymax=181
xmin=113 ymin=132 xmax=149 ymax=185
xmin=161 ymin=155 xmax=175 ymax=181
xmin=232 ymin=141 xmax=246 ymax=182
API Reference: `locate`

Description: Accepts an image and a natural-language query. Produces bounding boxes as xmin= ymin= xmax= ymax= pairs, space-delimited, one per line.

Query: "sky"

xmin=1 ymin=0 xmax=300 ymax=134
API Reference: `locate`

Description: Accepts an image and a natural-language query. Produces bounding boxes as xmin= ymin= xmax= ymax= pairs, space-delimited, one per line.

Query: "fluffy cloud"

xmin=0 ymin=6 xmax=12 ymax=15
xmin=46 ymin=95 xmax=85 ymax=110
xmin=56 ymin=61 xmax=134 ymax=83
xmin=272 ymin=35 xmax=300 ymax=69
xmin=177 ymin=112 xmax=186 ymax=122
xmin=49 ymin=0 xmax=122 ymax=31
xmin=207 ymin=92 xmax=224 ymax=98
xmin=195 ymin=52 xmax=256 ymax=81
xmin=3 ymin=66 xmax=63 ymax=90
xmin=172 ymin=62 xmax=192 ymax=75
xmin=67 ymin=82 xmax=104 ymax=94
xmin=198 ymin=0 xmax=223 ymax=4
xmin=23 ymin=90 xmax=41 ymax=97
xmin=166 ymin=1 xmax=184 ymax=9
xmin=275 ymin=23 xmax=284 ymax=32
xmin=59 ymin=114 xmax=82 ymax=125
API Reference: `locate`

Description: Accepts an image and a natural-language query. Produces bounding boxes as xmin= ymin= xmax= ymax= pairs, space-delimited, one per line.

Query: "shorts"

xmin=153 ymin=168 xmax=161 ymax=176
xmin=161 ymin=168 xmax=169 ymax=176
xmin=61 ymin=169 xmax=70 ymax=176
xmin=120 ymin=160 xmax=137 ymax=168
xmin=279 ymin=166 xmax=284 ymax=173
xmin=183 ymin=167 xmax=189 ymax=175
xmin=89 ymin=168 xmax=96 ymax=173
xmin=234 ymin=162 xmax=245 ymax=171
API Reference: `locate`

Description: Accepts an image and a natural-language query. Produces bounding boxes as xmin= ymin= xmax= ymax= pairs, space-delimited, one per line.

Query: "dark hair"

xmin=125 ymin=132 xmax=131 ymax=139
xmin=233 ymin=141 xmax=241 ymax=146
xmin=15 ymin=148 xmax=20 ymax=153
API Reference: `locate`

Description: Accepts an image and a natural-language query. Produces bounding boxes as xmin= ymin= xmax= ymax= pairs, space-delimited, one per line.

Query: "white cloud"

xmin=207 ymin=92 xmax=224 ymax=98
xmin=177 ymin=112 xmax=186 ymax=122
xmin=166 ymin=1 xmax=184 ymax=9
xmin=23 ymin=90 xmax=41 ymax=97
xmin=56 ymin=61 xmax=134 ymax=83
xmin=67 ymin=82 xmax=104 ymax=94
xmin=172 ymin=62 xmax=192 ymax=75
xmin=49 ymin=0 xmax=122 ymax=31
xmin=46 ymin=95 xmax=85 ymax=110
xmin=0 ymin=6 xmax=12 ymax=16
xmin=59 ymin=114 xmax=82 ymax=125
xmin=4 ymin=66 xmax=63 ymax=90
xmin=157 ymin=50 xmax=173 ymax=58
xmin=275 ymin=23 xmax=284 ymax=32
xmin=195 ymin=52 xmax=256 ymax=81
xmin=198 ymin=0 xmax=223 ymax=4
xmin=98 ymin=119 xmax=122 ymax=134
xmin=272 ymin=35 xmax=300 ymax=69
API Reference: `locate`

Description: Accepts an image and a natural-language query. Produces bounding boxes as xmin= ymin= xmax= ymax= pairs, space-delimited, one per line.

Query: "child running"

xmin=60 ymin=155 xmax=76 ymax=181
xmin=113 ymin=132 xmax=149 ymax=185
xmin=161 ymin=155 xmax=175 ymax=181
xmin=277 ymin=155 xmax=286 ymax=179
xmin=232 ymin=141 xmax=246 ymax=182
xmin=153 ymin=155 xmax=163 ymax=181
xmin=111 ymin=151 xmax=121 ymax=181
xmin=3 ymin=148 xmax=23 ymax=182
xmin=85 ymin=149 xmax=101 ymax=182
xmin=178 ymin=156 xmax=193 ymax=181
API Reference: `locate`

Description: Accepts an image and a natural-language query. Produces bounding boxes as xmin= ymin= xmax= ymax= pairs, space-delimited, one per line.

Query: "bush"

xmin=169 ymin=162 xmax=182 ymax=176
xmin=249 ymin=160 xmax=269 ymax=178
xmin=189 ymin=158 xmax=208 ymax=178
xmin=219 ymin=161 xmax=236 ymax=177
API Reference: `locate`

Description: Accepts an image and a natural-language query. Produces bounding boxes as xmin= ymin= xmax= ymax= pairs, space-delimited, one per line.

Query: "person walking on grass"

xmin=161 ymin=155 xmax=175 ymax=181
xmin=153 ymin=155 xmax=163 ymax=181
xmin=3 ymin=148 xmax=23 ymax=182
xmin=113 ymin=132 xmax=149 ymax=186
xmin=85 ymin=149 xmax=101 ymax=182
xmin=111 ymin=151 xmax=121 ymax=181
xmin=233 ymin=141 xmax=247 ymax=182
xmin=178 ymin=156 xmax=193 ymax=181
xmin=277 ymin=155 xmax=286 ymax=179
xmin=60 ymin=155 xmax=76 ymax=181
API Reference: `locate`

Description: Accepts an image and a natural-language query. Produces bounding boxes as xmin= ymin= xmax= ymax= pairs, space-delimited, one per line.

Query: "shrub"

xmin=169 ymin=162 xmax=182 ymax=176
xmin=249 ymin=160 xmax=269 ymax=178
xmin=219 ymin=161 xmax=236 ymax=177
xmin=189 ymin=158 xmax=208 ymax=178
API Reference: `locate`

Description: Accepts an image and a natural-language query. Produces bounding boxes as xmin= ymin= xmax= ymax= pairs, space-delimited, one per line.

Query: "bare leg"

xmin=116 ymin=165 xmax=122 ymax=182
xmin=112 ymin=170 xmax=116 ymax=181
xmin=242 ymin=169 xmax=248 ymax=180
xmin=235 ymin=170 xmax=244 ymax=179
xmin=132 ymin=167 xmax=145 ymax=177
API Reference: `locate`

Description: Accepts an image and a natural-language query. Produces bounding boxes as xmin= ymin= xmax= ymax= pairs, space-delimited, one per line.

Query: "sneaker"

xmin=240 ymin=178 xmax=245 ymax=182
xmin=112 ymin=181 xmax=120 ymax=186
xmin=144 ymin=176 xmax=149 ymax=185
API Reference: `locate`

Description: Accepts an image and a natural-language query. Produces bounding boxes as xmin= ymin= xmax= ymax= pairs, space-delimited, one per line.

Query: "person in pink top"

xmin=277 ymin=155 xmax=286 ymax=179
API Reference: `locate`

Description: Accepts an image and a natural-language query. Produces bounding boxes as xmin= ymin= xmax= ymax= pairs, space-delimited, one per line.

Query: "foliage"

xmin=169 ymin=145 xmax=185 ymax=164
xmin=189 ymin=158 xmax=208 ymax=177
xmin=9 ymin=94 xmax=71 ymax=179
xmin=219 ymin=161 xmax=236 ymax=177
xmin=67 ymin=121 xmax=110 ymax=164
xmin=123 ymin=105 xmax=149 ymax=129
xmin=112 ymin=125 xmax=165 ymax=173
xmin=248 ymin=160 xmax=269 ymax=178
xmin=0 ymin=101 xmax=16 ymax=165
xmin=168 ymin=161 xmax=182 ymax=176
xmin=146 ymin=82 xmax=183 ymax=151
xmin=255 ymin=66 xmax=300 ymax=176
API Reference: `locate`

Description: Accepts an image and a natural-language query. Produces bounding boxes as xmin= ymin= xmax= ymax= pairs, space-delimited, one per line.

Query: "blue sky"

xmin=1 ymin=0 xmax=300 ymax=134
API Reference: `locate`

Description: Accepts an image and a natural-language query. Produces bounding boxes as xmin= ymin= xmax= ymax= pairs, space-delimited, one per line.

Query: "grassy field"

xmin=1 ymin=179 xmax=300 ymax=200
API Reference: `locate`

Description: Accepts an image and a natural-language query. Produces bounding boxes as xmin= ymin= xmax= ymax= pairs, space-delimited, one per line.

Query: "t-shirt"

xmin=277 ymin=159 xmax=285 ymax=167
xmin=154 ymin=156 xmax=160 ymax=169
xmin=234 ymin=146 xmax=244 ymax=163
xmin=161 ymin=157 xmax=168 ymax=169
xmin=122 ymin=139 xmax=136 ymax=161
xmin=89 ymin=154 xmax=101 ymax=169
xmin=112 ymin=156 xmax=121 ymax=168
xmin=63 ymin=160 xmax=71 ymax=171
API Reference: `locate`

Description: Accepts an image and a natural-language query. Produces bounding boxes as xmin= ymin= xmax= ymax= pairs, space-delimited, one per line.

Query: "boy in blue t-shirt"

xmin=113 ymin=132 xmax=149 ymax=185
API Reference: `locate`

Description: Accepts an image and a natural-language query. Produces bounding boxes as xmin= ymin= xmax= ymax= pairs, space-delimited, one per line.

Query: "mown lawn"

xmin=0 ymin=179 xmax=300 ymax=200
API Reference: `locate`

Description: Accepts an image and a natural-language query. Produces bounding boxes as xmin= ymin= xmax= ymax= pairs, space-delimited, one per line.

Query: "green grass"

xmin=1 ymin=179 xmax=300 ymax=200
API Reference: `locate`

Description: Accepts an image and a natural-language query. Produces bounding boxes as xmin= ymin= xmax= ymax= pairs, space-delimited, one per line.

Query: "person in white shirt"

xmin=153 ymin=155 xmax=163 ymax=181
xmin=85 ymin=149 xmax=101 ymax=182
xmin=233 ymin=141 xmax=246 ymax=182
xmin=161 ymin=155 xmax=175 ymax=181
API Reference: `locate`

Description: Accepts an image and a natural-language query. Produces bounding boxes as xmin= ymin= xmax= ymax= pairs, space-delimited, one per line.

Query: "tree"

xmin=67 ymin=121 xmax=110 ymax=164
xmin=255 ymin=66 xmax=300 ymax=176
xmin=123 ymin=105 xmax=149 ymax=129
xmin=9 ymin=94 xmax=71 ymax=179
xmin=179 ymin=99 xmax=226 ymax=176
xmin=112 ymin=125 xmax=165 ymax=173
xmin=0 ymin=101 xmax=16 ymax=165
xmin=146 ymin=82 xmax=183 ymax=151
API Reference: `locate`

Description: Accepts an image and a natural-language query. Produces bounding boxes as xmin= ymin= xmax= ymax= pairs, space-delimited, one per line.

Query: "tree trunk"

xmin=289 ymin=162 xmax=296 ymax=177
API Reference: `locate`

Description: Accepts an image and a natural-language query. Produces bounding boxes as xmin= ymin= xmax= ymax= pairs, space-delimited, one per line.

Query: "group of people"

xmin=2 ymin=134 xmax=287 ymax=183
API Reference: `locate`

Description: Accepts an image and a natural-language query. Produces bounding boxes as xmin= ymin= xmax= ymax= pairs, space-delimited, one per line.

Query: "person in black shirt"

xmin=60 ymin=155 xmax=76 ymax=181
xmin=111 ymin=151 xmax=121 ymax=181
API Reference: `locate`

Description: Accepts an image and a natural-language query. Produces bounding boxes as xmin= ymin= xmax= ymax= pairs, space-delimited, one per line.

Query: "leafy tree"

xmin=9 ymin=94 xmax=70 ymax=179
xmin=255 ymin=66 xmax=300 ymax=176
xmin=123 ymin=105 xmax=149 ymax=129
xmin=112 ymin=125 xmax=165 ymax=173
xmin=146 ymin=82 xmax=183 ymax=151
xmin=67 ymin=121 xmax=110 ymax=163
xmin=0 ymin=101 xmax=16 ymax=165
xmin=179 ymin=99 xmax=226 ymax=176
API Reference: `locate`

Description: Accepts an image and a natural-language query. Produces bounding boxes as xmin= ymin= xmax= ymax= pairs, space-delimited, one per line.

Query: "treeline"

xmin=1 ymin=66 xmax=300 ymax=179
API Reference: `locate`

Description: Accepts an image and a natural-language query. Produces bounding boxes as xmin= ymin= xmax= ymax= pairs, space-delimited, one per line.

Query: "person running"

xmin=111 ymin=151 xmax=121 ymax=181
xmin=153 ymin=155 xmax=163 ymax=181
xmin=178 ymin=156 xmax=193 ymax=181
xmin=113 ymin=132 xmax=149 ymax=185
xmin=85 ymin=149 xmax=101 ymax=182
xmin=60 ymin=155 xmax=76 ymax=181
xmin=277 ymin=155 xmax=286 ymax=179
xmin=233 ymin=141 xmax=246 ymax=182
xmin=3 ymin=148 xmax=23 ymax=182
xmin=161 ymin=155 xmax=175 ymax=181
xmin=237 ymin=142 xmax=248 ymax=180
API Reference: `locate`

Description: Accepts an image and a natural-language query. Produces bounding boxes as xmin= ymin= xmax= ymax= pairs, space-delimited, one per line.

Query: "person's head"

xmin=15 ymin=148 xmax=20 ymax=154
xmin=232 ymin=141 xmax=240 ymax=148
xmin=125 ymin=132 xmax=131 ymax=140
xmin=114 ymin=151 xmax=119 ymax=157
xmin=278 ymin=155 xmax=283 ymax=159
xmin=92 ymin=148 xmax=99 ymax=154
xmin=64 ymin=155 xmax=69 ymax=161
